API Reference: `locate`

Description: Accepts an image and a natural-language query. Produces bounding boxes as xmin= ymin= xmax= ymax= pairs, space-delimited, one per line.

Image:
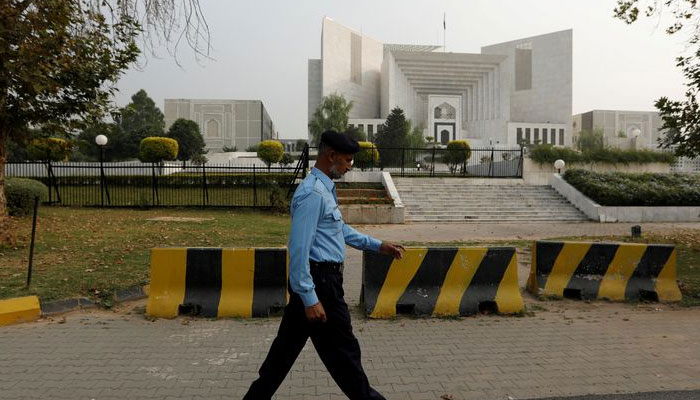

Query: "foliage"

xmin=529 ymin=144 xmax=676 ymax=165
xmin=576 ymin=129 xmax=604 ymax=152
xmin=279 ymin=153 xmax=294 ymax=166
xmin=257 ymin=140 xmax=284 ymax=169
xmin=295 ymin=139 xmax=308 ymax=151
xmin=268 ymin=183 xmax=290 ymax=214
xmin=167 ymin=118 xmax=205 ymax=161
xmin=5 ymin=178 xmax=48 ymax=216
xmin=376 ymin=107 xmax=410 ymax=166
xmin=308 ymin=94 xmax=353 ymax=146
xmin=139 ymin=137 xmax=178 ymax=163
xmin=222 ymin=145 xmax=237 ymax=152
xmin=0 ymin=0 xmax=141 ymax=216
xmin=614 ymin=0 xmax=700 ymax=157
xmin=26 ymin=138 xmax=72 ymax=161
xmin=405 ymin=121 xmax=426 ymax=149
xmin=246 ymin=144 xmax=259 ymax=152
xmin=564 ymin=169 xmax=700 ymax=206
xmin=345 ymin=125 xmax=366 ymax=142
xmin=115 ymin=90 xmax=166 ymax=158
xmin=354 ymin=142 xmax=379 ymax=170
xmin=444 ymin=140 xmax=472 ymax=174
xmin=76 ymin=122 xmax=132 ymax=161
xmin=190 ymin=153 xmax=208 ymax=165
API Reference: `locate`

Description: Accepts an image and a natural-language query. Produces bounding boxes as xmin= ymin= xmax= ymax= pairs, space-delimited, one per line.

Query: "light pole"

xmin=554 ymin=159 xmax=565 ymax=175
xmin=95 ymin=134 xmax=109 ymax=207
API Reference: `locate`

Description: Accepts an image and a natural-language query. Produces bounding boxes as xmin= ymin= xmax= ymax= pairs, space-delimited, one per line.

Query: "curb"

xmin=39 ymin=285 xmax=149 ymax=317
xmin=0 ymin=296 xmax=41 ymax=326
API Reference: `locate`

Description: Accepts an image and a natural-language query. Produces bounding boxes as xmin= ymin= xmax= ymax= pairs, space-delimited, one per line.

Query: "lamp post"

xmin=554 ymin=159 xmax=565 ymax=175
xmin=95 ymin=134 xmax=108 ymax=207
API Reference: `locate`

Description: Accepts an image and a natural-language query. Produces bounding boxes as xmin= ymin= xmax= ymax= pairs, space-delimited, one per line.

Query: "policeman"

xmin=243 ymin=130 xmax=405 ymax=400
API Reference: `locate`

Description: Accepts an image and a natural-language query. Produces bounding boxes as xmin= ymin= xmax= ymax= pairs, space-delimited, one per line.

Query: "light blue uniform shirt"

xmin=288 ymin=168 xmax=382 ymax=307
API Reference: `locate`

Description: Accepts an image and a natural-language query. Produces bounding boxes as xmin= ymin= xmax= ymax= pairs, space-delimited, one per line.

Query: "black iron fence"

xmin=5 ymin=161 xmax=296 ymax=208
xmin=311 ymin=146 xmax=524 ymax=178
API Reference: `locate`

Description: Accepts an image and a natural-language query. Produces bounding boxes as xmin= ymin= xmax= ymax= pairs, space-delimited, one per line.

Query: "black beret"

xmin=320 ymin=130 xmax=360 ymax=154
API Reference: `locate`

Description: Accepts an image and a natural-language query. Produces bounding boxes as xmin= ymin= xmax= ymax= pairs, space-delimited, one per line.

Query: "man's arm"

xmin=342 ymin=223 xmax=405 ymax=259
xmin=288 ymin=191 xmax=323 ymax=308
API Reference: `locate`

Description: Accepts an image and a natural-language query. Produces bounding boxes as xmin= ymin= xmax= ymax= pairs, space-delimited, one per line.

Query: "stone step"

xmin=405 ymin=217 xmax=589 ymax=223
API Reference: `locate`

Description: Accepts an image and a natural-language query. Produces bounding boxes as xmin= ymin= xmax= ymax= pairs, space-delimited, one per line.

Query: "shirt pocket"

xmin=319 ymin=207 xmax=343 ymax=234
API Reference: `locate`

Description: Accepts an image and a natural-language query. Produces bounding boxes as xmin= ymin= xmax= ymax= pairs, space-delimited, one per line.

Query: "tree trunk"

xmin=0 ymin=129 xmax=7 ymax=218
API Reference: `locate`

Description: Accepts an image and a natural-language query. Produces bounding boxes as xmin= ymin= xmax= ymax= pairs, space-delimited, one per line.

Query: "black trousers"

xmin=243 ymin=269 xmax=385 ymax=400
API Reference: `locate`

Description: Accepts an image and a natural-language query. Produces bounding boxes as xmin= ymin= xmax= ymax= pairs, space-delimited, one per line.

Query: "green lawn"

xmin=0 ymin=207 xmax=290 ymax=302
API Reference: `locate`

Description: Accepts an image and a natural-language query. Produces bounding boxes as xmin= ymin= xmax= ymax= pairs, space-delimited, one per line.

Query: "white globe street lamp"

xmin=95 ymin=134 xmax=108 ymax=146
xmin=554 ymin=159 xmax=565 ymax=174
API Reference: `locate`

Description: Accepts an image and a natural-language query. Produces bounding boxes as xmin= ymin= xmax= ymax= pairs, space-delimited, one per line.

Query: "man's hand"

xmin=305 ymin=302 xmax=327 ymax=323
xmin=380 ymin=242 xmax=405 ymax=260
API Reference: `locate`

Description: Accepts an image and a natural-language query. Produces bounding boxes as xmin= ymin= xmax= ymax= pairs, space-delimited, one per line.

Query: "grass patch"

xmin=0 ymin=207 xmax=290 ymax=302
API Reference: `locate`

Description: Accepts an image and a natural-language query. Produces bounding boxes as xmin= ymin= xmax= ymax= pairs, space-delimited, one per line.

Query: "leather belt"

xmin=310 ymin=260 xmax=344 ymax=275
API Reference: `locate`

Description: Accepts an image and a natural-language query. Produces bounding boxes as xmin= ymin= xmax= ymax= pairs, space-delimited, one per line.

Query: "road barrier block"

xmin=0 ymin=296 xmax=41 ymax=326
xmin=362 ymin=247 xmax=523 ymax=318
xmin=147 ymin=248 xmax=288 ymax=318
xmin=527 ymin=241 xmax=681 ymax=302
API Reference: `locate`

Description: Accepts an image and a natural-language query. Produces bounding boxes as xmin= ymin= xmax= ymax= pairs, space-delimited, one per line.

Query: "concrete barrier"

xmin=527 ymin=241 xmax=681 ymax=302
xmin=0 ymin=296 xmax=41 ymax=326
xmin=146 ymin=248 xmax=288 ymax=318
xmin=362 ymin=247 xmax=523 ymax=318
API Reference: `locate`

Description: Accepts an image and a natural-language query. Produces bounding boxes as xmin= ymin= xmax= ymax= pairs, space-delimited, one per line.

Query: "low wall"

xmin=524 ymin=158 xmax=671 ymax=185
xmin=337 ymin=171 xmax=404 ymax=224
xmin=549 ymin=174 xmax=700 ymax=222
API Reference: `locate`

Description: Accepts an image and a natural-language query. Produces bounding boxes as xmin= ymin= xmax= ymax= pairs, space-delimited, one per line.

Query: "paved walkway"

xmin=1 ymin=222 xmax=699 ymax=400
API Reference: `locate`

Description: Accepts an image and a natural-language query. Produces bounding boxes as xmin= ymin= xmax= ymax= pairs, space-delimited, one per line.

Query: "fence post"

xmin=151 ymin=163 xmax=158 ymax=206
xmin=519 ymin=146 xmax=524 ymax=178
xmin=431 ymin=146 xmax=436 ymax=177
xmin=401 ymin=148 xmax=405 ymax=177
xmin=490 ymin=148 xmax=494 ymax=177
xmin=25 ymin=196 xmax=39 ymax=288
xmin=201 ymin=163 xmax=208 ymax=207
xmin=45 ymin=161 xmax=52 ymax=204
xmin=253 ymin=164 xmax=257 ymax=207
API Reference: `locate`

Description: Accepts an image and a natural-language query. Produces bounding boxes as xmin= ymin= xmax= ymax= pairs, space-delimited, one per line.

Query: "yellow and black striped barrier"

xmin=527 ymin=241 xmax=681 ymax=302
xmin=361 ymin=247 xmax=523 ymax=318
xmin=146 ymin=248 xmax=288 ymax=318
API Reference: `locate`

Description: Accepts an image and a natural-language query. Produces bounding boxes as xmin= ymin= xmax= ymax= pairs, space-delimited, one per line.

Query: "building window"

xmin=516 ymin=128 xmax=523 ymax=144
xmin=515 ymin=46 xmax=532 ymax=91
xmin=377 ymin=124 xmax=384 ymax=133
xmin=525 ymin=128 xmax=531 ymax=144
xmin=358 ymin=124 xmax=364 ymax=133
xmin=348 ymin=124 xmax=354 ymax=129
xmin=559 ymin=129 xmax=565 ymax=146
xmin=542 ymin=128 xmax=548 ymax=144
xmin=351 ymin=33 xmax=362 ymax=84
xmin=551 ymin=130 xmax=556 ymax=145
xmin=534 ymin=128 xmax=539 ymax=144
xmin=367 ymin=124 xmax=374 ymax=142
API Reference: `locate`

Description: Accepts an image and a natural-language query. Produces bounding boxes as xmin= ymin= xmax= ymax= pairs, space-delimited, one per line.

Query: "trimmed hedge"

xmin=26 ymin=138 xmax=72 ymax=161
xmin=5 ymin=178 xmax=49 ymax=216
xmin=563 ymin=169 xmax=700 ymax=206
xmin=529 ymin=144 xmax=676 ymax=165
xmin=139 ymin=137 xmax=178 ymax=162
xmin=354 ymin=142 xmax=379 ymax=170
xmin=257 ymin=140 xmax=284 ymax=167
xmin=28 ymin=172 xmax=295 ymax=188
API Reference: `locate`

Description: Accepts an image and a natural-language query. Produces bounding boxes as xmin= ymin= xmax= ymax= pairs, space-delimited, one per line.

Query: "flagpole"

xmin=443 ymin=12 xmax=446 ymax=52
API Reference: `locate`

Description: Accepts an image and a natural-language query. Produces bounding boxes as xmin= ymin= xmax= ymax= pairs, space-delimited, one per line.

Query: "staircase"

xmin=394 ymin=177 xmax=589 ymax=223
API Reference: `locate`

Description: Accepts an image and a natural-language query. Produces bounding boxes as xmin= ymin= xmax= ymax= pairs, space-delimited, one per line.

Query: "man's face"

xmin=328 ymin=150 xmax=354 ymax=179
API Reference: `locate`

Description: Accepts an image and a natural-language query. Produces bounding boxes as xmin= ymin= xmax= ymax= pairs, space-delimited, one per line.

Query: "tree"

xmin=577 ymin=129 xmax=605 ymax=152
xmin=308 ymin=94 xmax=353 ymax=146
xmin=26 ymin=138 xmax=72 ymax=162
xmin=279 ymin=152 xmax=294 ymax=167
xmin=0 ymin=1 xmax=141 ymax=216
xmin=77 ymin=122 xmax=132 ymax=161
xmin=167 ymin=118 xmax=205 ymax=161
xmin=615 ymin=0 xmax=700 ymax=157
xmin=295 ymin=139 xmax=308 ymax=152
xmin=257 ymin=140 xmax=284 ymax=170
xmin=406 ymin=120 xmax=426 ymax=149
xmin=139 ymin=137 xmax=178 ymax=163
xmin=445 ymin=140 xmax=472 ymax=174
xmin=354 ymin=142 xmax=379 ymax=170
xmin=115 ymin=89 xmax=166 ymax=158
xmin=375 ymin=107 xmax=410 ymax=166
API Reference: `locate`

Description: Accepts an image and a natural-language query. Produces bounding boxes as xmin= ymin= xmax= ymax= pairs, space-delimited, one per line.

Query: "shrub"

xmin=279 ymin=152 xmax=294 ymax=167
xmin=245 ymin=144 xmax=259 ymax=152
xmin=222 ymin=145 xmax=237 ymax=152
xmin=563 ymin=169 xmax=700 ymax=206
xmin=190 ymin=153 xmax=208 ymax=165
xmin=354 ymin=142 xmax=379 ymax=170
xmin=5 ymin=178 xmax=48 ymax=216
xmin=139 ymin=137 xmax=178 ymax=163
xmin=444 ymin=140 xmax=471 ymax=174
xmin=529 ymin=144 xmax=676 ymax=165
xmin=257 ymin=140 xmax=284 ymax=169
xmin=268 ymin=183 xmax=290 ymax=214
xmin=26 ymin=138 xmax=72 ymax=161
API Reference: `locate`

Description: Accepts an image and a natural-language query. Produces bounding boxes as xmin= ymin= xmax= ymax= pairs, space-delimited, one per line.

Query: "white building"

xmin=308 ymin=17 xmax=573 ymax=147
xmin=572 ymin=110 xmax=665 ymax=150
xmin=164 ymin=99 xmax=276 ymax=152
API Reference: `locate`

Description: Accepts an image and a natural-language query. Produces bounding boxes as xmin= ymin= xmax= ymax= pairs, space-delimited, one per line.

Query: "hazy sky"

xmin=115 ymin=0 xmax=688 ymax=139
